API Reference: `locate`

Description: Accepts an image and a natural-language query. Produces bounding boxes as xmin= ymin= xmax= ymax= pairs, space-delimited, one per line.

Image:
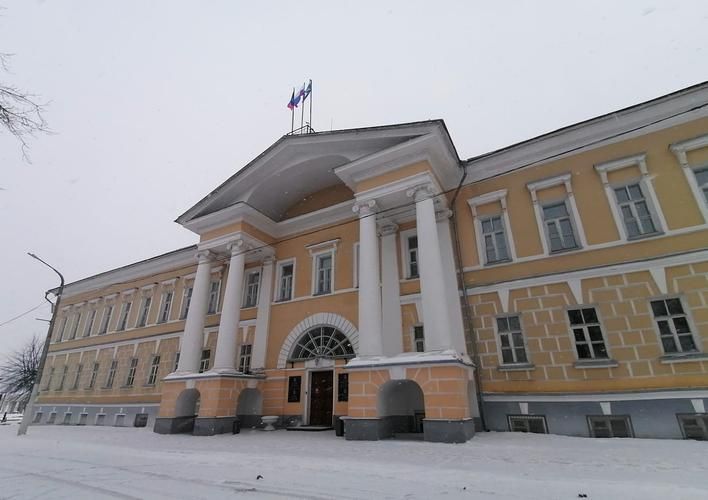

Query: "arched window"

xmin=289 ymin=326 xmax=355 ymax=361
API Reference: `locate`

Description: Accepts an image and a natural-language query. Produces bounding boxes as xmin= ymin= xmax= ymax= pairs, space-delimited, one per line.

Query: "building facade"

xmin=33 ymin=83 xmax=708 ymax=442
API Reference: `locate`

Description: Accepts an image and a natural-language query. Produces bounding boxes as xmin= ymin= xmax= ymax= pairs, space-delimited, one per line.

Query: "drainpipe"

xmin=449 ymin=167 xmax=488 ymax=432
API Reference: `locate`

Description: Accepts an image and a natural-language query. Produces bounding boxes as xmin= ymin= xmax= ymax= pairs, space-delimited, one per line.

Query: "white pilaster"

xmin=251 ymin=257 xmax=274 ymax=372
xmin=354 ymin=200 xmax=383 ymax=356
xmin=176 ymin=251 xmax=213 ymax=374
xmin=407 ymin=184 xmax=453 ymax=351
xmin=436 ymin=210 xmax=466 ymax=354
xmin=212 ymin=240 xmax=246 ymax=373
xmin=380 ymin=223 xmax=403 ymax=356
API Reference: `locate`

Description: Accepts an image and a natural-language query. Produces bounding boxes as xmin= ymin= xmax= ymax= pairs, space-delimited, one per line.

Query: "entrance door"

xmin=309 ymin=371 xmax=333 ymax=426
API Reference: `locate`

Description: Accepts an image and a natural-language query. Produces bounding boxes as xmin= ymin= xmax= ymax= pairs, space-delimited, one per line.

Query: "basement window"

xmin=588 ymin=415 xmax=633 ymax=438
xmin=508 ymin=415 xmax=547 ymax=434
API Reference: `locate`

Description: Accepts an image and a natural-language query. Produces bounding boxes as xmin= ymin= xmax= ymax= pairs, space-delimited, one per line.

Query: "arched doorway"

xmin=236 ymin=388 xmax=263 ymax=428
xmin=288 ymin=325 xmax=356 ymax=427
xmin=378 ymin=379 xmax=426 ymax=436
xmin=173 ymin=388 xmax=200 ymax=433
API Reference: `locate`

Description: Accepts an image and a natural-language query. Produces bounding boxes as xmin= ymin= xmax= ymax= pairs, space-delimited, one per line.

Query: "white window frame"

xmin=57 ymin=365 xmax=68 ymax=391
xmin=71 ymin=363 xmax=83 ymax=390
xmin=566 ymin=306 xmax=611 ymax=362
xmin=207 ymin=279 xmax=221 ymax=314
xmin=399 ymin=229 xmax=420 ymax=279
xmin=541 ymin=198 xmax=582 ymax=253
xmin=595 ymin=154 xmax=667 ymax=241
xmin=157 ymin=290 xmax=173 ymax=324
xmin=147 ymin=354 xmax=160 ymax=385
xmin=136 ymin=295 xmax=152 ymax=328
xmin=56 ymin=314 xmax=68 ymax=342
xmin=180 ymin=284 xmax=193 ymax=319
xmin=412 ymin=324 xmax=424 ymax=353
xmin=649 ymin=295 xmax=701 ymax=355
xmin=83 ymin=308 xmax=97 ymax=337
xmin=104 ymin=359 xmax=118 ymax=388
xmin=69 ymin=311 xmax=82 ymax=340
xmin=116 ymin=301 xmax=132 ymax=331
xmin=311 ymin=249 xmax=335 ymax=295
xmin=494 ymin=314 xmax=530 ymax=366
xmin=199 ymin=349 xmax=211 ymax=373
xmin=239 ymin=344 xmax=252 ymax=373
xmin=671 ymin=134 xmax=708 ymax=223
xmin=242 ymin=269 xmax=261 ymax=308
xmin=98 ymin=304 xmax=113 ymax=335
xmin=87 ymin=362 xmax=99 ymax=389
xmin=467 ymin=189 xmax=517 ymax=265
xmin=274 ymin=258 xmax=296 ymax=302
xmin=527 ymin=173 xmax=587 ymax=255
xmin=124 ymin=358 xmax=138 ymax=387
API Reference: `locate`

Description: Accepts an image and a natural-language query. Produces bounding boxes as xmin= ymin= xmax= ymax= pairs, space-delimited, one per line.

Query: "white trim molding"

xmin=670 ymin=133 xmax=708 ymax=223
xmin=526 ymin=173 xmax=587 ymax=254
xmin=467 ymin=189 xmax=517 ymax=265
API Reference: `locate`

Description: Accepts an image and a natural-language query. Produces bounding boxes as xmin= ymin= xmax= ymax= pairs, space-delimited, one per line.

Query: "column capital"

xmin=195 ymin=250 xmax=214 ymax=264
xmin=353 ymin=199 xmax=377 ymax=217
xmin=406 ymin=183 xmax=436 ymax=202
xmin=378 ymin=222 xmax=399 ymax=236
xmin=226 ymin=238 xmax=246 ymax=255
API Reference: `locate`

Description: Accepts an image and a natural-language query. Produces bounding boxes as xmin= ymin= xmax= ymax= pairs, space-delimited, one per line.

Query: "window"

xmin=83 ymin=309 xmax=96 ymax=337
xmin=288 ymin=376 xmax=301 ymax=402
xmin=338 ymin=373 xmax=349 ymax=402
xmin=289 ymin=326 xmax=355 ymax=361
xmin=180 ymin=286 xmax=193 ymax=319
xmin=695 ymin=167 xmax=708 ymax=204
xmin=71 ymin=364 xmax=83 ymax=390
xmin=137 ymin=296 xmax=151 ymax=327
xmin=542 ymin=201 xmax=579 ymax=252
xmin=650 ymin=298 xmax=697 ymax=354
xmin=496 ymin=315 xmax=528 ymax=364
xmin=677 ymin=414 xmax=708 ymax=440
xmin=69 ymin=312 xmax=81 ymax=340
xmin=56 ymin=317 xmax=68 ymax=341
xmin=239 ymin=344 xmax=252 ymax=373
xmin=32 ymin=412 xmax=43 ymax=423
xmin=588 ymin=415 xmax=633 ymax=438
xmin=98 ymin=305 xmax=113 ymax=334
xmin=243 ymin=271 xmax=260 ymax=307
xmin=173 ymin=352 xmax=181 ymax=372
xmin=199 ymin=349 xmax=211 ymax=373
xmin=508 ymin=415 xmax=547 ymax=433
xmin=413 ymin=325 xmax=425 ymax=353
xmin=63 ymin=412 xmax=72 ymax=425
xmin=157 ymin=291 xmax=173 ymax=323
xmin=47 ymin=412 xmax=57 ymax=424
xmin=116 ymin=301 xmax=132 ymax=331
xmin=568 ymin=308 xmax=608 ymax=360
xmin=147 ymin=355 xmax=160 ymax=385
xmin=613 ymin=183 xmax=658 ymax=238
xmin=44 ymin=367 xmax=54 ymax=390
xmin=406 ymin=235 xmax=419 ymax=278
xmin=105 ymin=359 xmax=118 ymax=388
xmin=207 ymin=280 xmax=220 ymax=314
xmin=277 ymin=262 xmax=294 ymax=301
xmin=87 ymin=362 xmax=99 ymax=389
xmin=124 ymin=358 xmax=138 ymax=387
xmin=314 ymin=253 xmax=333 ymax=295
xmin=57 ymin=365 xmax=68 ymax=391
xmin=480 ymin=215 xmax=510 ymax=264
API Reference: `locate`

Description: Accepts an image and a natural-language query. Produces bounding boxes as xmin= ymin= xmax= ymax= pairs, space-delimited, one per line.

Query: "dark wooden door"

xmin=309 ymin=371 xmax=333 ymax=426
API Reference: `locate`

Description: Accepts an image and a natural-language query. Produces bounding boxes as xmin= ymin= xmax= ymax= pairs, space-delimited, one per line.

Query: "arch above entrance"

xmin=277 ymin=313 xmax=359 ymax=368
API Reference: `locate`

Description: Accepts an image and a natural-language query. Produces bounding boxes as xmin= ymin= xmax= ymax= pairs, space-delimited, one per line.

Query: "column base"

xmin=423 ymin=418 xmax=475 ymax=443
xmin=193 ymin=416 xmax=238 ymax=436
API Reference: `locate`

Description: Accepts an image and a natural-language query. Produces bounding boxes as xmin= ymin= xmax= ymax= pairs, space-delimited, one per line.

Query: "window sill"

xmin=548 ymin=246 xmax=583 ymax=256
xmin=312 ymin=291 xmax=333 ymax=297
xmin=573 ymin=359 xmax=618 ymax=369
xmin=143 ymin=383 xmax=156 ymax=388
xmin=485 ymin=259 xmax=513 ymax=267
xmin=659 ymin=352 xmax=708 ymax=364
xmin=241 ymin=305 xmax=258 ymax=310
xmin=497 ymin=363 xmax=535 ymax=372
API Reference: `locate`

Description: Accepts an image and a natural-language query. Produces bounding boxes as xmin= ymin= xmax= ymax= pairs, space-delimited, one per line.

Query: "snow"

xmin=346 ymin=350 xmax=471 ymax=368
xmin=1 ymin=424 xmax=706 ymax=499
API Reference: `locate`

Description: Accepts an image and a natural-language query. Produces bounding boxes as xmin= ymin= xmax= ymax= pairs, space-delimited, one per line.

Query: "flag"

xmin=287 ymin=88 xmax=297 ymax=110
xmin=302 ymin=79 xmax=312 ymax=101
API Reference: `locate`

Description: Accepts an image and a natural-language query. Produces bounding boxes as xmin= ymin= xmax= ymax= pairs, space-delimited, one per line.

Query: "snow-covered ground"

xmin=0 ymin=424 xmax=706 ymax=499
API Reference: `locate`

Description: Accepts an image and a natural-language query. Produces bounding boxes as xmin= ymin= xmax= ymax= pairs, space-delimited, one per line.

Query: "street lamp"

xmin=17 ymin=253 xmax=64 ymax=436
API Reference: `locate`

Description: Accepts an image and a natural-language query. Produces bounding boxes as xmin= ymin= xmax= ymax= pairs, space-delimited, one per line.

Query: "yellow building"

xmin=34 ymin=82 xmax=708 ymax=442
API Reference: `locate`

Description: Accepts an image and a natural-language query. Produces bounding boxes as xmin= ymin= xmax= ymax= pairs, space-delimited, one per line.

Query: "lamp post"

xmin=17 ymin=253 xmax=64 ymax=436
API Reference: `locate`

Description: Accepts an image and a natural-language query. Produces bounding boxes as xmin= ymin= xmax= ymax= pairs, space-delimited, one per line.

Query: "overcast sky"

xmin=1 ymin=0 xmax=707 ymax=359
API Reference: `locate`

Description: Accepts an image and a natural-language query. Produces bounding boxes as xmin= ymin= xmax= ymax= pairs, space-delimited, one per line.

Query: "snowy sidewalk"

xmin=0 ymin=424 xmax=706 ymax=499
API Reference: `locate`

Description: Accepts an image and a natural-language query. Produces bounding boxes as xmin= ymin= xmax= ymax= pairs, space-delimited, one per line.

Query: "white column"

xmin=212 ymin=240 xmax=246 ymax=373
xmin=354 ymin=200 xmax=383 ymax=357
xmin=380 ymin=223 xmax=403 ymax=356
xmin=407 ymin=184 xmax=453 ymax=351
xmin=176 ymin=251 xmax=213 ymax=374
xmin=251 ymin=257 xmax=274 ymax=372
xmin=436 ymin=210 xmax=466 ymax=354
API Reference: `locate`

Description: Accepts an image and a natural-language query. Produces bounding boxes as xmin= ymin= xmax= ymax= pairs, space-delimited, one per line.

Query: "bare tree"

xmin=0 ymin=52 xmax=49 ymax=160
xmin=0 ymin=336 xmax=44 ymax=409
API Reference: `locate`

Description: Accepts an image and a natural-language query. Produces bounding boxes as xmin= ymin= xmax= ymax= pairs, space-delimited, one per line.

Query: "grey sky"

xmin=1 ymin=0 xmax=707 ymax=358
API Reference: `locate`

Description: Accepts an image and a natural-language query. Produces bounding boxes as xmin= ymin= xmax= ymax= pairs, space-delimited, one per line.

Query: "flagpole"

xmin=300 ymin=87 xmax=305 ymax=131
xmin=309 ymin=82 xmax=313 ymax=131
xmin=291 ymin=88 xmax=295 ymax=133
